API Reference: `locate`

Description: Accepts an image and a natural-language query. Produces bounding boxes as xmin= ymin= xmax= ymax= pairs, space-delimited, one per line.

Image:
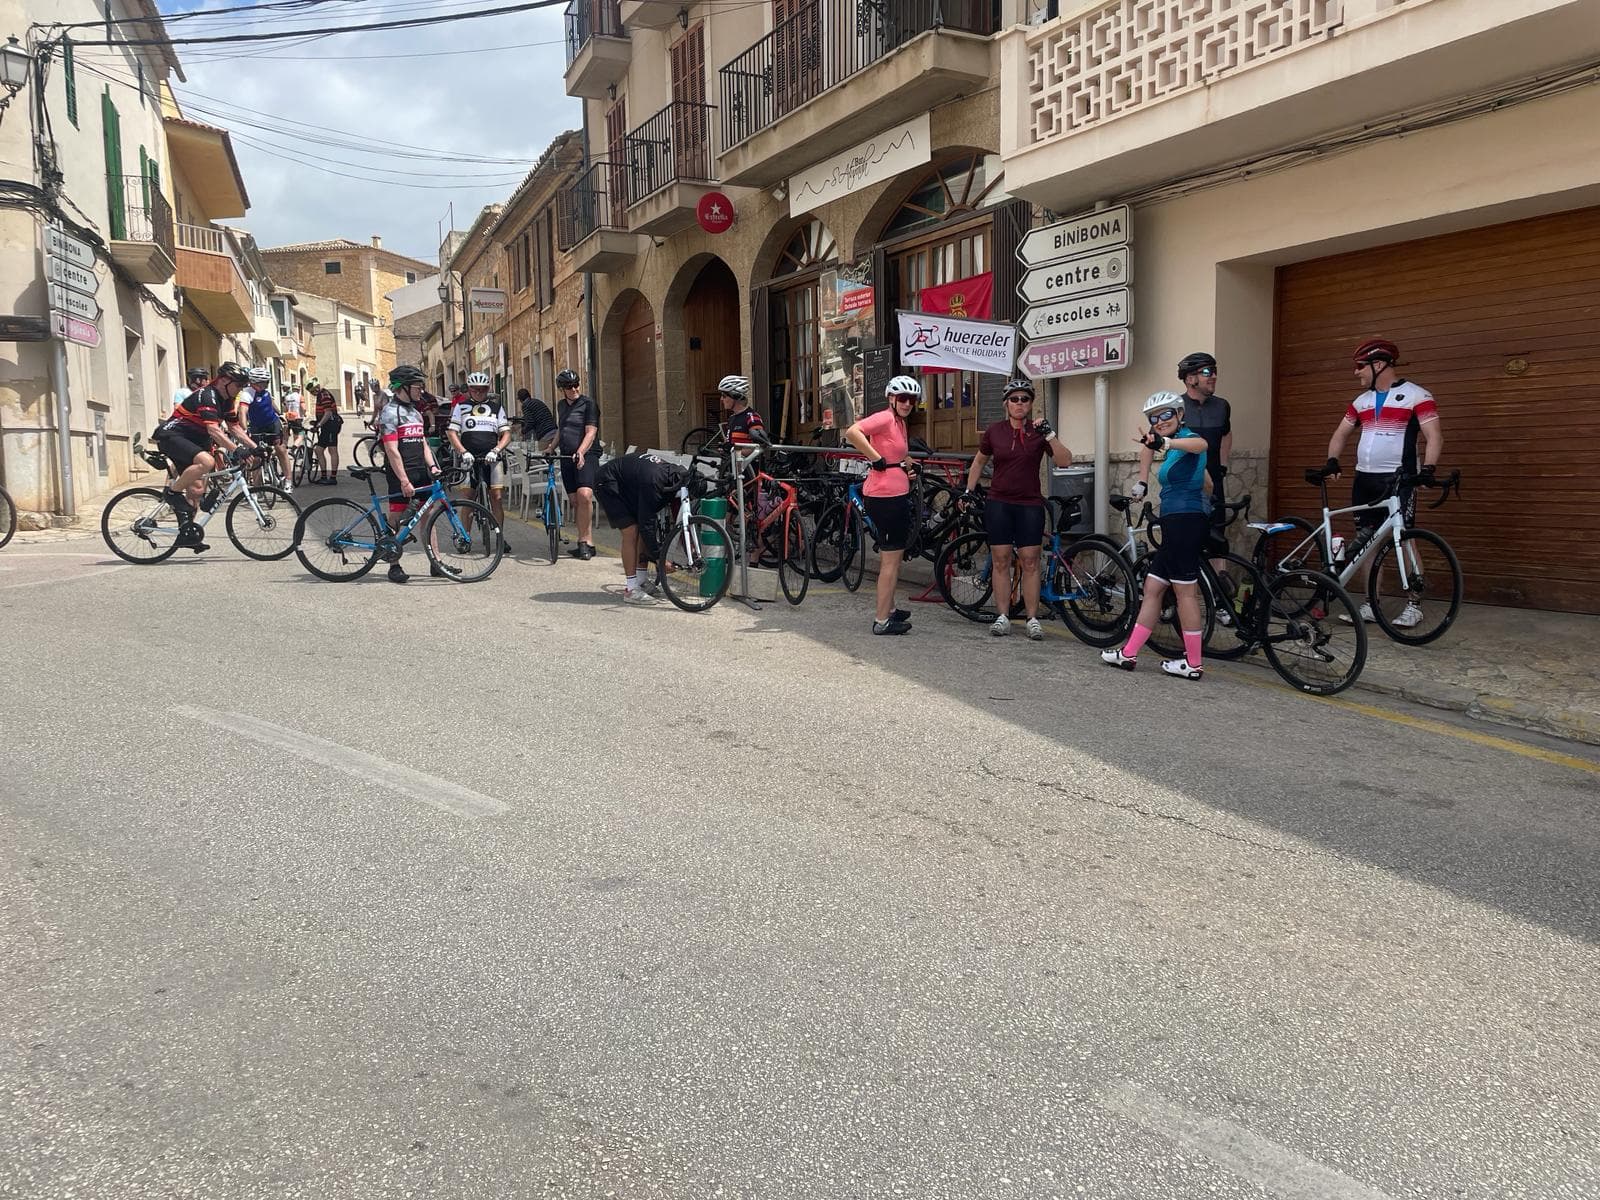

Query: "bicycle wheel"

xmin=935 ymin=531 xmax=995 ymax=623
xmin=225 ymin=487 xmax=298 ymax=560
xmin=359 ymin=437 xmax=386 ymax=469
xmin=294 ymin=498 xmax=380 ymax=581
xmin=1132 ymin=551 xmax=1215 ymax=658
xmin=1367 ymin=528 xmax=1461 ymax=646
xmin=1049 ymin=536 xmax=1135 ymax=648
xmin=808 ymin=503 xmax=851 ymax=583
xmin=778 ymin=510 xmax=808 ymax=605
xmin=1251 ymin=515 xmax=1324 ymax=575
xmin=680 ymin=426 xmax=717 ymax=457
xmin=659 ymin=514 xmax=730 ymax=612
xmin=545 ymin=498 xmax=560 ymax=564
xmin=291 ymin=448 xmax=307 ymax=488
xmin=1261 ymin=568 xmax=1367 ymax=695
xmin=426 ymin=500 xmax=503 ymax=583
xmin=840 ymin=508 xmax=866 ymax=593
xmin=0 ymin=484 xmax=15 ymax=549
xmin=1204 ymin=553 xmax=1267 ymax=662
xmin=101 ymin=487 xmax=182 ymax=564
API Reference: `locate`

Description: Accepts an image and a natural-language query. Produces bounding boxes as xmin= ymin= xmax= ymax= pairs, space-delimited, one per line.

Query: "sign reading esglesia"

xmin=1016 ymin=204 xmax=1133 ymax=378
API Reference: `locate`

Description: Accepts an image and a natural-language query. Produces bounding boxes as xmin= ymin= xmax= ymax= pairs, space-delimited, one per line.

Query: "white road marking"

xmin=1102 ymin=1080 xmax=1398 ymax=1200
xmin=172 ymin=706 xmax=509 ymax=819
xmin=0 ymin=553 xmax=130 ymax=590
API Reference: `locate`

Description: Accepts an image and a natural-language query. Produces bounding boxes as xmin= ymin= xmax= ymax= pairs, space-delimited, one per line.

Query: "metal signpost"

xmin=1016 ymin=203 xmax=1134 ymax=534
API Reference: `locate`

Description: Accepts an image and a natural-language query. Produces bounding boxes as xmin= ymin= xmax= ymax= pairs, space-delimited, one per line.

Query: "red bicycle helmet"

xmin=1352 ymin=338 xmax=1399 ymax=365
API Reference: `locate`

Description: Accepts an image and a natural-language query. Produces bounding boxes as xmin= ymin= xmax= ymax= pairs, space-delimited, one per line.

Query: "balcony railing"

xmin=623 ymin=100 xmax=717 ymax=206
xmin=176 ymin=221 xmax=230 ymax=256
xmin=565 ymin=0 xmax=624 ymax=67
xmin=112 ymin=175 xmax=175 ymax=259
xmin=557 ymin=160 xmax=629 ymax=248
xmin=720 ymin=0 xmax=996 ymax=150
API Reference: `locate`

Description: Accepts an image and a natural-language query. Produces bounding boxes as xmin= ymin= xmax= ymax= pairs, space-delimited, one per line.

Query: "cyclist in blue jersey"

xmin=245 ymin=366 xmax=292 ymax=493
xmin=1102 ymin=392 xmax=1212 ymax=680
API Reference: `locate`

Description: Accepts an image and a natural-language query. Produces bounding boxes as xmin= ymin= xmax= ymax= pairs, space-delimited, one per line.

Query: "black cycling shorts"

xmin=983 ymin=499 xmax=1045 ymax=549
xmin=384 ymin=464 xmax=436 ymax=513
xmin=155 ymin=428 xmax=211 ymax=471
xmin=595 ymin=476 xmax=651 ymax=531
xmin=1351 ymin=471 xmax=1413 ymax=530
xmin=863 ymin=493 xmax=912 ymax=553
xmin=316 ymin=422 xmax=340 ymax=448
xmin=560 ymin=450 xmax=597 ymax=493
xmin=1149 ymin=511 xmax=1209 ymax=584
xmin=251 ymin=424 xmax=283 ymax=446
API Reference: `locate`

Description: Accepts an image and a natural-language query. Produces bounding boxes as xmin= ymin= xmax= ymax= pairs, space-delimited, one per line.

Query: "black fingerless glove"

xmin=1032 ymin=419 xmax=1054 ymax=439
xmin=1324 ymin=456 xmax=1341 ymax=477
xmin=868 ymin=457 xmax=890 ymax=471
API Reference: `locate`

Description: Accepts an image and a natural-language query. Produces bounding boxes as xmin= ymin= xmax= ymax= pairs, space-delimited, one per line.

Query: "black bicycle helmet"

xmin=186 ymin=366 xmax=208 ymax=383
xmin=555 ymin=369 xmax=580 ymax=389
xmin=215 ymin=361 xmax=249 ymax=384
xmin=1001 ymin=376 xmax=1035 ymax=398
xmin=1176 ymin=352 xmax=1216 ymax=381
xmin=389 ymin=363 xmax=426 ymax=389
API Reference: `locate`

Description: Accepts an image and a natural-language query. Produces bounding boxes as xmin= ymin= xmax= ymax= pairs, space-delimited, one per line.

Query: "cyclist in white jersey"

xmin=447 ymin=373 xmax=513 ymax=550
xmin=1324 ymin=337 xmax=1444 ymax=625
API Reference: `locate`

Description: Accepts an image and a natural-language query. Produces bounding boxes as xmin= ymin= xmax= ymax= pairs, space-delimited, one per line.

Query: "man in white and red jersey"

xmin=1324 ymin=337 xmax=1444 ymax=620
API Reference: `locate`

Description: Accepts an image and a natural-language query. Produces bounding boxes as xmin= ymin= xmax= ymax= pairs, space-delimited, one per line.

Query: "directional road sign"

xmin=1019 ymin=328 xmax=1131 ymax=379
xmin=1019 ymin=287 xmax=1131 ymax=341
xmin=46 ymin=225 xmax=97 ymax=272
xmin=51 ymin=311 xmax=102 ymax=349
xmin=1018 ymin=247 xmax=1129 ymax=307
xmin=1017 ymin=204 xmax=1131 ymax=269
xmin=47 ymin=255 xmax=98 ymax=297
xmin=49 ymin=283 xmax=102 ymax=323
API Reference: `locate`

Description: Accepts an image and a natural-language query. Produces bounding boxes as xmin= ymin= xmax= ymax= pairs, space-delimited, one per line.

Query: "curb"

xmin=1350 ymin=667 xmax=1600 ymax=748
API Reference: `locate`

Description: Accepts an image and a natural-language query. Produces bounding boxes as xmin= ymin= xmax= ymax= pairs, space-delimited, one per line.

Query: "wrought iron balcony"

xmin=563 ymin=0 xmax=629 ymax=97
xmin=720 ymin=0 xmax=996 ymax=153
xmin=623 ymin=99 xmax=717 ymax=208
xmin=107 ymin=174 xmax=175 ymax=283
xmin=556 ymin=160 xmax=637 ymax=273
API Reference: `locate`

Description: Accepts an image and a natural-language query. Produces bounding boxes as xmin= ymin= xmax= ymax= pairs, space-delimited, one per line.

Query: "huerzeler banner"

xmin=896 ymin=309 xmax=1017 ymax=375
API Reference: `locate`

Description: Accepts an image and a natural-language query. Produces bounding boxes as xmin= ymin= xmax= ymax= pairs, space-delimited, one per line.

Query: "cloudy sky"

xmin=146 ymin=0 xmax=585 ymax=266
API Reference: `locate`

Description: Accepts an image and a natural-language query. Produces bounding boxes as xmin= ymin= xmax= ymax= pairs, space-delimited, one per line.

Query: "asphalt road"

xmin=2 ymin=501 xmax=1598 ymax=1200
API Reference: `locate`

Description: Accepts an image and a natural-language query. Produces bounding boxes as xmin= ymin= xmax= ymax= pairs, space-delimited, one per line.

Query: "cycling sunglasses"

xmin=1194 ymin=367 xmax=1217 ymax=377
xmin=1148 ymin=408 xmax=1179 ymax=424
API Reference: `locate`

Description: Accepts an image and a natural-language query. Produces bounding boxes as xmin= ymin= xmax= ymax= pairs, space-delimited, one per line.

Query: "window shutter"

xmin=63 ymin=39 xmax=78 ymax=127
xmin=102 ymin=90 xmax=125 ymax=240
xmin=751 ymin=286 xmax=770 ymax=424
xmin=988 ymin=199 xmax=1031 ymax=324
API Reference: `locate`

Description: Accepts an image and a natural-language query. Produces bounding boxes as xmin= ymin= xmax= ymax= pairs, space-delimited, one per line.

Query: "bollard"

xmin=697 ymin=495 xmax=727 ymax=598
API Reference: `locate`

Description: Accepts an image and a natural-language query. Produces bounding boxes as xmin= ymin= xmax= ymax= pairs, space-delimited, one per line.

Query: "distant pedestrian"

xmin=173 ymin=366 xmax=206 ymax=408
xmin=516 ymin=387 xmax=556 ymax=448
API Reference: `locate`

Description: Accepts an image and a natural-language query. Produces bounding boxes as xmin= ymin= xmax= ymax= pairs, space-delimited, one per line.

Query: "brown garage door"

xmin=621 ymin=294 xmax=658 ymax=450
xmin=1272 ymin=206 xmax=1600 ymax=614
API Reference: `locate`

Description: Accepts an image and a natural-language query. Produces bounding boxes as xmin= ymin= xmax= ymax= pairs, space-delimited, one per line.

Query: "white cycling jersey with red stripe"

xmin=1345 ymin=382 xmax=1438 ymax=474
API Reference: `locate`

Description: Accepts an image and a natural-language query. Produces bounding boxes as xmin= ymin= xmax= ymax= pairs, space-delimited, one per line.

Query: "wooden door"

xmin=773 ymin=0 xmax=821 ymax=117
xmin=605 ymin=98 xmax=628 ymax=218
xmin=1272 ymin=205 xmax=1600 ymax=613
xmin=620 ymin=294 xmax=658 ymax=450
xmin=670 ymin=24 xmax=708 ymax=180
xmin=771 ymin=281 xmax=821 ymax=438
xmin=683 ymin=259 xmax=741 ymax=443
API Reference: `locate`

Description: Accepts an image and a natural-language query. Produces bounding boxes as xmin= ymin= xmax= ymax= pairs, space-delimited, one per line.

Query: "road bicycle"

xmin=293 ymin=467 xmax=503 ymax=583
xmin=1256 ymin=466 xmax=1463 ymax=645
xmin=290 ymin=426 xmax=318 ymax=487
xmin=458 ymin=452 xmax=514 ymax=556
xmin=0 ymin=481 xmax=14 ymax=550
xmin=652 ymin=476 xmax=732 ymax=613
xmin=696 ymin=436 xmax=809 ymax=605
xmin=810 ymin=458 xmax=971 ymax=589
xmin=101 ymin=437 xmax=298 ymax=563
xmin=525 ymin=448 xmax=568 ymax=564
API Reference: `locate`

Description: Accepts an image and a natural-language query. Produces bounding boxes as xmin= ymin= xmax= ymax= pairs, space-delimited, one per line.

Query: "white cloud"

xmin=165 ymin=1 xmax=584 ymax=264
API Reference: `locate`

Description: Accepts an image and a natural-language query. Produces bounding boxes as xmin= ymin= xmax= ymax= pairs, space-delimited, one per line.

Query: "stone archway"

xmin=600 ymin=288 xmax=659 ymax=451
xmin=662 ymin=253 xmax=741 ymax=448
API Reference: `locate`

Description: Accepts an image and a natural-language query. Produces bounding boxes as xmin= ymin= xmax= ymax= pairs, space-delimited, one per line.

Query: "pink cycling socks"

xmin=1122 ymin=623 xmax=1154 ymax=659
xmin=1182 ymin=630 xmax=1204 ymax=667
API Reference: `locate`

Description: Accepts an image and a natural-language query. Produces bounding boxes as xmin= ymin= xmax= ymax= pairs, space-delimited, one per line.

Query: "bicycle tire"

xmin=358 ymin=436 xmax=386 ymax=470
xmin=291 ymin=452 xmax=307 ymax=488
xmin=841 ymin=507 xmax=866 ymax=593
xmin=1261 ymin=568 xmax=1367 ymax=696
xmin=935 ymin=531 xmax=995 ymax=623
xmin=1366 ymin=527 xmax=1461 ymax=646
xmin=680 ymin=425 xmax=718 ymax=457
xmin=809 ymin=503 xmax=850 ymax=583
xmin=545 ymin=499 xmax=560 ymax=564
xmin=778 ymin=510 xmax=808 ymax=605
xmin=1203 ymin=553 xmax=1269 ymax=661
xmin=102 ymin=487 xmax=184 ymax=564
xmin=1132 ymin=550 xmax=1215 ymax=658
xmin=294 ymin=498 xmax=380 ymax=581
xmin=226 ymin=487 xmax=299 ymax=560
xmin=1049 ymin=535 xmax=1135 ymax=648
xmin=659 ymin=514 xmax=730 ymax=612
xmin=0 ymin=484 xmax=15 ymax=550
xmin=426 ymin=500 xmax=503 ymax=583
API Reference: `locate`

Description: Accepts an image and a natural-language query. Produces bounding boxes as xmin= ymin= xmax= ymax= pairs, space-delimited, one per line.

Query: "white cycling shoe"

xmin=1391 ymin=602 xmax=1424 ymax=628
xmin=989 ymin=613 xmax=1010 ymax=637
xmin=1160 ymin=657 xmax=1203 ymax=680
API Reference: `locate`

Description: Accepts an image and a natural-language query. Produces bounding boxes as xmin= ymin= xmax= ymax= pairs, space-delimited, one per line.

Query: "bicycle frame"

xmin=327 ymin=478 xmax=470 ymax=555
xmin=1279 ymin=488 xmax=1411 ymax=595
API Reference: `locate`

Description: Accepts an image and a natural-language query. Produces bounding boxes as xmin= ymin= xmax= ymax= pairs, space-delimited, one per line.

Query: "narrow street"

xmin=3 ymin=532 xmax=1596 ymax=1199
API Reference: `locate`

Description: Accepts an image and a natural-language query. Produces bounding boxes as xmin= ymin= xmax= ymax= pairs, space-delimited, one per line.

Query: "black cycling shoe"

xmin=430 ymin=561 xmax=460 ymax=579
xmin=175 ymin=524 xmax=209 ymax=553
xmin=891 ymin=608 xmax=912 ymax=624
xmin=387 ymin=563 xmax=409 ymax=584
xmin=872 ymin=617 xmax=912 ymax=635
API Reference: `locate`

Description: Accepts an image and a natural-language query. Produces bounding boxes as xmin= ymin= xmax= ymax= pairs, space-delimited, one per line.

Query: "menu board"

xmin=862 ymin=345 xmax=894 ymax=416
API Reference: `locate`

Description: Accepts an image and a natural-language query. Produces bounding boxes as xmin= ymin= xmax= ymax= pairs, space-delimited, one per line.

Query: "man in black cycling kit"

xmin=594 ymin=451 xmax=688 ymax=605
xmin=379 ymin=364 xmax=445 ymax=583
xmin=555 ymin=369 xmax=600 ymax=559
xmin=1174 ymin=351 xmax=1232 ymax=573
xmin=154 ymin=361 xmax=259 ymax=553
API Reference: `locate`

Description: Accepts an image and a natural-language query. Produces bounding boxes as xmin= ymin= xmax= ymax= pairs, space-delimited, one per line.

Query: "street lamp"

xmin=436 ymin=280 xmax=450 ymax=305
xmin=0 ymin=36 xmax=32 ymax=117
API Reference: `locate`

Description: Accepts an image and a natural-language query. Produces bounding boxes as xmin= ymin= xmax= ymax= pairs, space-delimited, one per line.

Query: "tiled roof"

xmin=261 ymin=238 xmax=367 ymax=253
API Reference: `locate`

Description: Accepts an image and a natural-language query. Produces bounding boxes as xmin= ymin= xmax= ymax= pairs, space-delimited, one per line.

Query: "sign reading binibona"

xmin=1018 ymin=205 xmax=1132 ymax=269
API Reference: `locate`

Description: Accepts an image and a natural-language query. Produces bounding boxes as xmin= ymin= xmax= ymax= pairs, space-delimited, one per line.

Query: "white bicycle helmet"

xmin=1142 ymin=391 xmax=1184 ymax=419
xmin=248 ymin=366 xmax=270 ymax=384
xmin=466 ymin=371 xmax=491 ymax=388
xmin=885 ymin=374 xmax=921 ymax=399
xmin=717 ymin=374 xmax=750 ymax=400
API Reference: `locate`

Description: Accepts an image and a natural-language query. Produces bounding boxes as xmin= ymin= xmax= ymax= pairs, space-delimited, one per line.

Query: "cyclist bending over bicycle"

xmin=1102 ymin=392 xmax=1212 ymax=679
xmin=379 ymin=365 xmax=445 ymax=583
xmin=843 ymin=374 xmax=923 ymax=636
xmin=447 ymin=377 xmax=513 ymax=552
xmin=961 ymin=375 xmax=1074 ymax=641
xmin=594 ymin=451 xmax=689 ymax=604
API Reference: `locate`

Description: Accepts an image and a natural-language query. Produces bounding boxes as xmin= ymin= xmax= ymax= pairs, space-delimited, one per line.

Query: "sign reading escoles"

xmin=696 ymin=191 xmax=735 ymax=235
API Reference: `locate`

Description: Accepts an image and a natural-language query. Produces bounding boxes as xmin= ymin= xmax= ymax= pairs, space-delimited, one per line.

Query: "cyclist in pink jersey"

xmin=843 ymin=375 xmax=922 ymax=635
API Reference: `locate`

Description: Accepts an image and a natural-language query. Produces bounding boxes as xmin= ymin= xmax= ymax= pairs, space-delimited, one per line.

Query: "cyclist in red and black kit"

xmin=153 ymin=360 xmax=258 ymax=551
xmin=378 ymin=364 xmax=444 ymax=583
xmin=719 ymin=375 xmax=763 ymax=443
